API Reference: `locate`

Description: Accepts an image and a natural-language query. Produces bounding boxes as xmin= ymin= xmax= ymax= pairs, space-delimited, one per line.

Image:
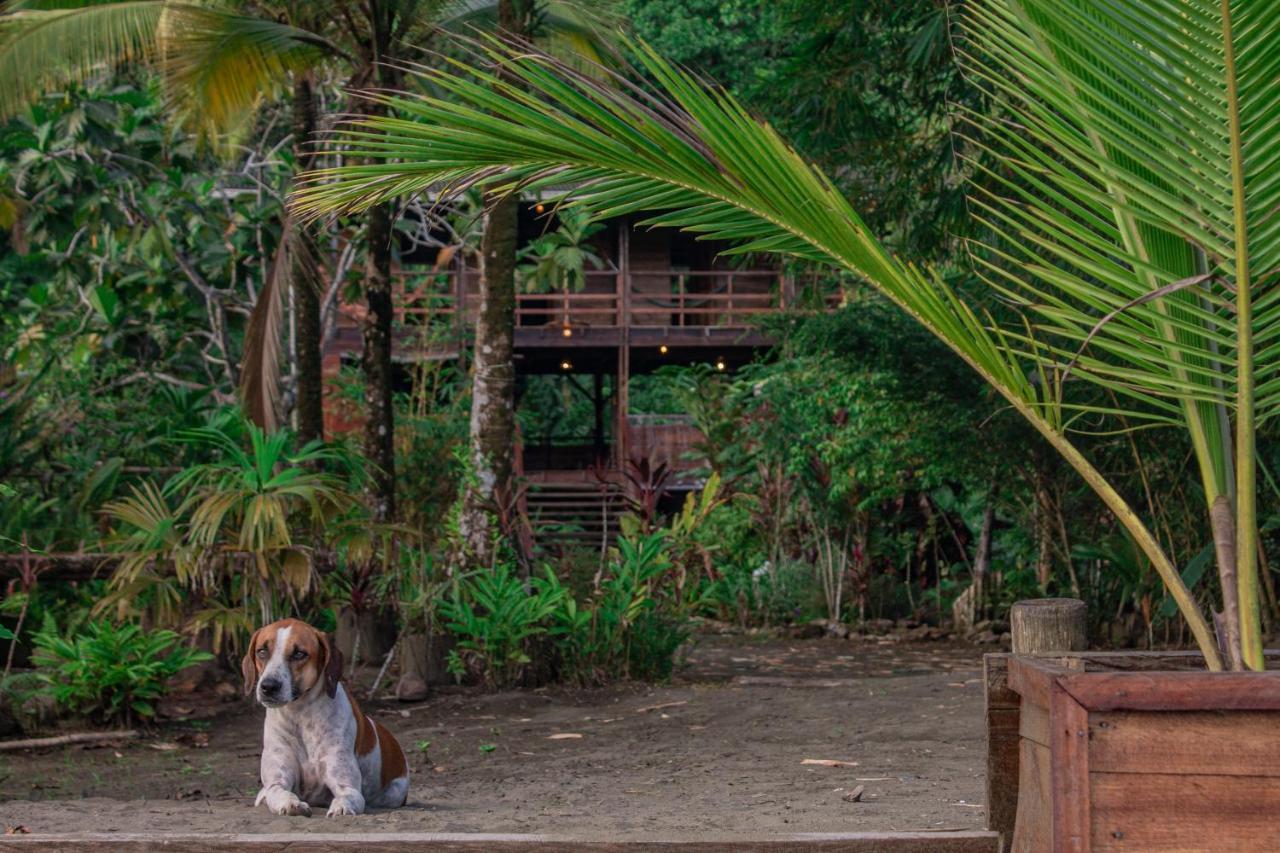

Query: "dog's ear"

xmin=320 ymin=631 xmax=344 ymax=698
xmin=241 ymin=627 xmax=263 ymax=697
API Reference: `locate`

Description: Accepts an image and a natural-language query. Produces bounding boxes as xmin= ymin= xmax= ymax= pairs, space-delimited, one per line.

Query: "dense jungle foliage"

xmin=3 ymin=0 xmax=1280 ymax=726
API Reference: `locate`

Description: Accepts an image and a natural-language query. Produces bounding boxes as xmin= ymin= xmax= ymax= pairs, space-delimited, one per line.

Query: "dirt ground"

xmin=0 ymin=634 xmax=989 ymax=839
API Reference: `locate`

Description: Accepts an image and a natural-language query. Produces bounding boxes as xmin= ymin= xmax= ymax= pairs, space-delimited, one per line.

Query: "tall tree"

xmin=459 ymin=0 xmax=534 ymax=565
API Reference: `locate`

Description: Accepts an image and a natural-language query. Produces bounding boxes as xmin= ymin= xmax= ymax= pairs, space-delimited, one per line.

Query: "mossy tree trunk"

xmin=458 ymin=0 xmax=532 ymax=566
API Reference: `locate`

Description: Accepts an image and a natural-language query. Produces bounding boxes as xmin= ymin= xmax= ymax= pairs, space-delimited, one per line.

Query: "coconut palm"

xmin=295 ymin=2 xmax=1280 ymax=671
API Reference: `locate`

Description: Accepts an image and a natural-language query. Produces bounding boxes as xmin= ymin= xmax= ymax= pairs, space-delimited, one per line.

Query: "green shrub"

xmin=442 ymin=533 xmax=697 ymax=688
xmin=547 ymin=532 xmax=693 ymax=684
xmin=32 ymin=618 xmax=212 ymax=726
xmin=440 ymin=562 xmax=564 ymax=689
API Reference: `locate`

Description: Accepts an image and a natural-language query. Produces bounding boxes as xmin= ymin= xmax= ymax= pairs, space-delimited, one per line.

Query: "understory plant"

xmin=441 ymin=531 xmax=696 ymax=688
xmin=297 ymin=4 xmax=1280 ymax=671
xmin=439 ymin=560 xmax=563 ymax=689
xmin=99 ymin=412 xmax=365 ymax=647
xmin=546 ymin=531 xmax=690 ymax=684
xmin=32 ymin=617 xmax=212 ymax=726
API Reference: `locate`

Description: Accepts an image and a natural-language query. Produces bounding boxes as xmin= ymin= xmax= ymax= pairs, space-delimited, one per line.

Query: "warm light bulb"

xmin=535 ymin=203 xmax=546 ymax=214
xmin=659 ymin=344 xmax=668 ymax=354
xmin=561 ymin=360 xmax=572 ymax=371
xmin=562 ymin=326 xmax=573 ymax=338
xmin=715 ymin=359 xmax=726 ymax=371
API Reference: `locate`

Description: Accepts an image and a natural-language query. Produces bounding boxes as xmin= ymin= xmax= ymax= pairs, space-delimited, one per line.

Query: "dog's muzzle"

xmin=257 ymin=676 xmax=289 ymax=707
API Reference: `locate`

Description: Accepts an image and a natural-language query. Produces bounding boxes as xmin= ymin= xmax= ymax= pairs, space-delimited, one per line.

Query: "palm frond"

xmin=291 ymin=31 xmax=1226 ymax=666
xmin=0 ymin=1 xmax=164 ymax=119
xmin=240 ymin=219 xmax=319 ymax=433
xmin=156 ymin=6 xmax=338 ymax=138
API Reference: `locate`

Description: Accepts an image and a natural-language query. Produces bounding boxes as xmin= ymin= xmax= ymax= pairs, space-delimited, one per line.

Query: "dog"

xmin=241 ymin=618 xmax=409 ymax=816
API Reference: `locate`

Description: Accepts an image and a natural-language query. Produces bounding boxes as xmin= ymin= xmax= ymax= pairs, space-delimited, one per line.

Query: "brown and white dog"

xmin=241 ymin=618 xmax=409 ymax=816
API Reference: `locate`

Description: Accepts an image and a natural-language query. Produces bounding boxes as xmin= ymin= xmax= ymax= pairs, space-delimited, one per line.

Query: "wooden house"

xmin=322 ymin=206 xmax=829 ymax=545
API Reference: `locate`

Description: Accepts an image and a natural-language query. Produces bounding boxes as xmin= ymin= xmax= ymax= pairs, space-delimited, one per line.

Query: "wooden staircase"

xmin=525 ymin=480 xmax=628 ymax=553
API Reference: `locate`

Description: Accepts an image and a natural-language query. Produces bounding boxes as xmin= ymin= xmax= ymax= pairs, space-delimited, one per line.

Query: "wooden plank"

xmin=1089 ymin=710 xmax=1280 ymax=776
xmin=1007 ymin=657 xmax=1070 ymax=711
xmin=1018 ymin=700 xmax=1050 ymax=747
xmin=1089 ymin=772 xmax=1280 ymax=850
xmin=1049 ymin=687 xmax=1090 ymax=853
xmin=0 ymin=831 xmax=1002 ymax=852
xmin=985 ymin=706 xmax=1020 ymax=842
xmin=1058 ymin=671 xmax=1280 ymax=712
xmin=993 ymin=650 xmax=1280 ymax=680
xmin=984 ymin=654 xmax=1018 ymax=709
xmin=1011 ymin=739 xmax=1052 ymax=853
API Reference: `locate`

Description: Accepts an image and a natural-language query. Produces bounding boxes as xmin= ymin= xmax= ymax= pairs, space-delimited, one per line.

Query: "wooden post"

xmin=986 ymin=598 xmax=1087 ymax=846
xmin=616 ymin=220 xmax=631 ymax=468
xmin=1011 ymin=598 xmax=1087 ymax=655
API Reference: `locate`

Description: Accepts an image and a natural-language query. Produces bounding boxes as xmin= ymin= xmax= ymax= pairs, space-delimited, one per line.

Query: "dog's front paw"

xmin=326 ymin=794 xmax=364 ymax=817
xmin=271 ymin=797 xmax=312 ymax=817
xmin=258 ymin=785 xmax=313 ymax=817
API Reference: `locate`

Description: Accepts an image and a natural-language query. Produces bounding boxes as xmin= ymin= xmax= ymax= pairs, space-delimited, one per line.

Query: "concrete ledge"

xmin=0 ymin=830 xmax=1001 ymax=852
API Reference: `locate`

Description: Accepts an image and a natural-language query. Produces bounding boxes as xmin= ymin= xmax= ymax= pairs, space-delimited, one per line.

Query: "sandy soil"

xmin=0 ymin=635 xmax=989 ymax=839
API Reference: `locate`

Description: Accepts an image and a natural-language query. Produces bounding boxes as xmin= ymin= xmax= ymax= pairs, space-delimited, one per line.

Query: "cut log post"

xmin=987 ymin=598 xmax=1086 ymax=846
xmin=395 ymin=631 xmax=430 ymax=701
xmin=1010 ymin=598 xmax=1086 ymax=655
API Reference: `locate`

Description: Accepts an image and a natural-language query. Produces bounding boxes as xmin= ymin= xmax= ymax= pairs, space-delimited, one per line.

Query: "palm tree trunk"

xmin=363 ymin=194 xmax=396 ymax=522
xmin=292 ymin=73 xmax=324 ymax=445
xmin=458 ymin=0 xmax=530 ymax=566
xmin=460 ymin=192 xmax=518 ymax=564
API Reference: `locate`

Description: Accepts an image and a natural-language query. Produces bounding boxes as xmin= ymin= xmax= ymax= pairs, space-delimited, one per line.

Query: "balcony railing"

xmin=389 ymin=268 xmax=822 ymax=331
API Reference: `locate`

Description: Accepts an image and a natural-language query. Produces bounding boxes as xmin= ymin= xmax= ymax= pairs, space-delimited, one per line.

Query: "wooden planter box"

xmin=985 ymin=651 xmax=1280 ymax=852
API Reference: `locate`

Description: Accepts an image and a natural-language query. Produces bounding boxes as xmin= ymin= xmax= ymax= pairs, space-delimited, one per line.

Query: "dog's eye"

xmin=256 ymin=647 xmax=269 ymax=658
xmin=290 ymin=649 xmax=308 ymax=661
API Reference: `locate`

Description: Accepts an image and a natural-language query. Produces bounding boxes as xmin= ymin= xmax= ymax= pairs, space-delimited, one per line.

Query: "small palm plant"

xmin=295 ymin=3 xmax=1280 ymax=671
xmin=101 ymin=413 xmax=362 ymax=637
xmin=517 ymin=206 xmax=606 ymax=293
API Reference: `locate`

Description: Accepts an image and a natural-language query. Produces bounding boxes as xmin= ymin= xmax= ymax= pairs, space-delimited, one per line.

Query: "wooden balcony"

xmin=325 ymin=266 xmax=836 ymax=362
xmin=396 ymin=267 xmax=785 ymax=321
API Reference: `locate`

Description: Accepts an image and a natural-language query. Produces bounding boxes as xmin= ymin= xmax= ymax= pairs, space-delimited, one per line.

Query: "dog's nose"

xmin=259 ymin=677 xmax=282 ymax=694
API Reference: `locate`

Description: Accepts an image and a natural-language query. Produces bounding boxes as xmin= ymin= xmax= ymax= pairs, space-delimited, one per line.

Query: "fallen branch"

xmin=635 ymin=700 xmax=688 ymax=714
xmin=0 ymin=730 xmax=139 ymax=752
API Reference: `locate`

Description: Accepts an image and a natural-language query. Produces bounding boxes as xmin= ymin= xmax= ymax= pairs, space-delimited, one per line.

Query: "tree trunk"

xmin=292 ymin=73 xmax=324 ymax=445
xmin=363 ymin=197 xmax=396 ymax=522
xmin=457 ymin=0 xmax=530 ymax=567
xmin=972 ymin=486 xmax=997 ymax=616
xmin=1210 ymin=495 xmax=1245 ymax=670
xmin=460 ymin=192 xmax=518 ymax=565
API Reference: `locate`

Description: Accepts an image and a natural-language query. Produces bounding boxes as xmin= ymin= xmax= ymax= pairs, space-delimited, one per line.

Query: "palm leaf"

xmin=0 ymin=1 xmax=165 ymax=119
xmin=290 ymin=32 xmax=1226 ymax=667
xmin=240 ymin=219 xmax=319 ymax=433
xmin=958 ymin=0 xmax=1280 ymax=667
xmin=155 ymin=7 xmax=339 ymax=138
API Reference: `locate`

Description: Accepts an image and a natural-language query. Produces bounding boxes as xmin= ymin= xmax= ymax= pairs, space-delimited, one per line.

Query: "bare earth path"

xmin=0 ymin=635 xmax=988 ymax=840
